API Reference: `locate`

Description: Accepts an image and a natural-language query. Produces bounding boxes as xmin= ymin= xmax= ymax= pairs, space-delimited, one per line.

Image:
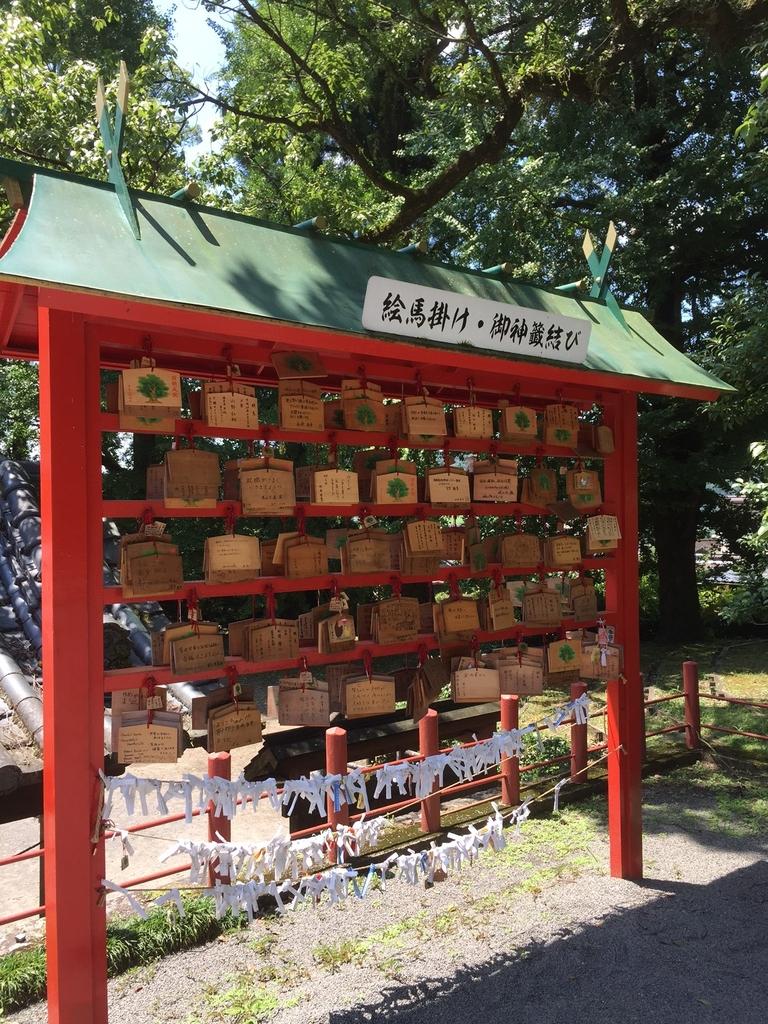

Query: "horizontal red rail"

xmin=644 ymin=692 xmax=684 ymax=707
xmin=102 ymin=558 xmax=614 ymax=604
xmin=0 ymin=848 xmax=43 ymax=868
xmin=521 ymin=752 xmax=572 ymax=772
xmin=700 ymin=693 xmax=768 ymax=711
xmin=103 ymin=616 xmax=610 ymax=691
xmin=100 ymin=413 xmax=606 ymax=461
xmin=103 ymin=498 xmax=553 ymax=521
xmin=0 ymin=905 xmax=46 ymax=927
xmin=645 ymin=724 xmax=685 ymax=738
xmin=701 ymin=723 xmax=768 ymax=742
xmin=112 ymin=861 xmax=193 ymax=891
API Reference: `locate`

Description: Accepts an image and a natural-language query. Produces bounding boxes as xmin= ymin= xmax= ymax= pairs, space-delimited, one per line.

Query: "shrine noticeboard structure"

xmin=0 ymin=157 xmax=732 ymax=1024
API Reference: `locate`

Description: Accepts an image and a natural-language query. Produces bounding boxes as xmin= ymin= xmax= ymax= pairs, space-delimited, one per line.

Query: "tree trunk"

xmin=131 ymin=432 xmax=157 ymax=497
xmin=652 ymin=503 xmax=702 ymax=640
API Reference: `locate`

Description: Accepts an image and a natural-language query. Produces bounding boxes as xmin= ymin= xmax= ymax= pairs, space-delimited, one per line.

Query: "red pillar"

xmin=325 ymin=727 xmax=349 ymax=828
xmin=40 ymin=309 xmax=108 ymax=1024
xmin=683 ymin=661 xmax=701 ymax=751
xmin=570 ymin=682 xmax=588 ymax=782
xmin=207 ymin=752 xmax=232 ymax=885
xmin=500 ymin=695 xmax=520 ymax=806
xmin=603 ymin=393 xmax=643 ymax=880
xmin=418 ymin=709 xmax=441 ymax=833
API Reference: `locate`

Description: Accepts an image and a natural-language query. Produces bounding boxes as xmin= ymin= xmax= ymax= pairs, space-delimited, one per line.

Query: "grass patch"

xmin=203 ymin=977 xmax=302 ymax=1024
xmin=640 ymin=640 xmax=768 ymax=761
xmin=0 ymin=892 xmax=249 ymax=1016
xmin=645 ymin=760 xmax=768 ymax=839
xmin=0 ymin=946 xmax=46 ymax=1017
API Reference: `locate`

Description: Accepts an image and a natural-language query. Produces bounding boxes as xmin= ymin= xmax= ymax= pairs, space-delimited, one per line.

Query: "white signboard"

xmin=362 ymin=276 xmax=590 ymax=364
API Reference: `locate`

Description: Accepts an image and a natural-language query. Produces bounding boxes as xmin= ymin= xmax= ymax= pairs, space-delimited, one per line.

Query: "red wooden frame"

xmin=30 ymin=285 xmax=646 ymax=1024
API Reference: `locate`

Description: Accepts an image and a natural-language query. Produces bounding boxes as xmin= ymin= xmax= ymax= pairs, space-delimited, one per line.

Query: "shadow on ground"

xmin=329 ymin=859 xmax=768 ymax=1024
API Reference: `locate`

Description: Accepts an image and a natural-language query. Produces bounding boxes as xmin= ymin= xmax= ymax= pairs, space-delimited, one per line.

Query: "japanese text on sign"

xmin=362 ymin=276 xmax=590 ymax=364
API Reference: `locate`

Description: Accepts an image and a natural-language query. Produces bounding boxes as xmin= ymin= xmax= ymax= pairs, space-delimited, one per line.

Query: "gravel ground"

xmin=6 ymin=760 xmax=768 ymax=1024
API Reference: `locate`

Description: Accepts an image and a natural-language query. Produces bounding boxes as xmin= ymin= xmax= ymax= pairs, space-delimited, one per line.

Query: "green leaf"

xmin=386 ymin=476 xmax=409 ymax=500
xmin=136 ymin=373 xmax=170 ymax=402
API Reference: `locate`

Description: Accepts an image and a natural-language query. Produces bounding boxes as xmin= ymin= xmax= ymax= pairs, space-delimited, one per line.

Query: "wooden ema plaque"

xmin=498 ymin=654 xmax=545 ymax=695
xmin=112 ymin=685 xmax=167 ymax=715
xmin=546 ymin=534 xmax=582 ymax=568
xmin=117 ymin=723 xmax=179 ymax=764
xmin=278 ymin=677 xmax=330 ymax=727
xmin=543 ymin=403 xmax=579 ymax=448
xmin=581 ymin=642 xmax=623 ymax=680
xmin=453 ymin=405 xmax=494 ymax=439
xmin=203 ymin=381 xmax=259 ymax=429
xmin=318 ymin=613 xmax=356 ymax=654
xmin=403 ymin=396 xmax=447 ymax=438
xmin=271 ymin=350 xmax=327 ymax=378
xmin=374 ymin=462 xmax=418 ymax=505
xmin=120 ymin=535 xmax=183 ymax=598
xmin=468 ymin=537 xmax=497 ymax=572
xmin=311 ymin=468 xmax=360 ymax=504
xmin=119 ymin=367 xmax=182 ymax=422
xmin=341 ymin=379 xmax=386 ymax=431
xmin=239 ymin=460 xmax=296 ymax=515
xmin=566 ymin=468 xmax=602 ymax=510
xmin=170 ymin=631 xmax=225 ymax=674
xmin=500 ymin=404 xmax=538 ymax=442
xmin=472 ymin=461 xmax=518 ymax=503
xmin=343 ymin=531 xmax=394 ymax=573
xmin=146 ymin=464 xmax=164 ymax=499
xmin=244 ymin=620 xmax=299 ymax=662
xmin=373 ymin=596 xmax=420 ymax=644
xmin=163 ymin=449 xmax=220 ymax=507
xmin=189 ymin=680 xmax=255 ymax=730
xmin=441 ymin=527 xmax=466 ymax=564
xmin=522 ymin=589 xmax=562 ymax=627
xmin=547 ymin=637 xmax=583 ymax=675
xmin=159 ymin=621 xmax=219 ymax=665
xmin=405 ymin=519 xmax=442 ymax=553
xmin=284 ymin=536 xmax=327 ymax=578
xmin=522 ymin=466 xmax=557 ymax=507
xmin=500 ymin=533 xmax=542 ymax=567
xmin=208 ymin=701 xmax=262 ymax=752
xmin=452 ymin=665 xmax=500 ymax=703
xmin=436 ymin=597 xmax=480 ymax=639
xmin=343 ymin=396 xmax=386 ymax=431
xmin=426 ymin=468 xmax=470 ymax=507
xmin=227 ymin=617 xmax=257 ymax=657
xmin=204 ymin=534 xmax=261 ymax=583
xmin=342 ymin=675 xmax=397 ymax=718
xmin=571 ymin=578 xmax=598 ymax=620
xmin=279 ymin=380 xmax=325 ymax=432
xmin=484 ymin=588 xmax=516 ymax=632
xmin=586 ymin=514 xmax=621 ymax=553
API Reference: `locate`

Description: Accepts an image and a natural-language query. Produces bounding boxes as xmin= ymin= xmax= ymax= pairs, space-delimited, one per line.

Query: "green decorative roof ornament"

xmin=582 ymin=220 xmax=627 ymax=332
xmin=95 ymin=60 xmax=140 ymax=239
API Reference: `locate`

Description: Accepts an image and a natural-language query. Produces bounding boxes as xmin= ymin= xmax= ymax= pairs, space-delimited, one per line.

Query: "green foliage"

xmin=558 ymin=642 xmax=575 ymax=663
xmin=0 ymin=893 xmax=248 ymax=1015
xmin=0 ymin=946 xmax=46 ymax=1015
xmin=354 ymin=403 xmax=376 ymax=426
xmin=286 ymin=354 xmax=312 ymax=373
xmin=0 ymin=0 xmax=196 ymax=226
xmin=136 ymin=373 xmax=170 ymax=402
xmin=519 ymin=731 xmax=570 ymax=780
xmin=386 ymin=475 xmax=409 ymax=500
xmin=0 ymin=360 xmax=38 ymax=458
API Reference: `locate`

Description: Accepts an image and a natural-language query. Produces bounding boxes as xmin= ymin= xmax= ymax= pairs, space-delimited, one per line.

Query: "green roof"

xmin=0 ymin=159 xmax=732 ymax=398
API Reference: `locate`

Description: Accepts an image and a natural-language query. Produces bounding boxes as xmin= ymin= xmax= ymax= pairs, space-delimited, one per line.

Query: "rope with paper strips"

xmin=101 ymin=692 xmax=590 ymax=823
xmin=101 ymin=745 xmax=613 ymax=922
